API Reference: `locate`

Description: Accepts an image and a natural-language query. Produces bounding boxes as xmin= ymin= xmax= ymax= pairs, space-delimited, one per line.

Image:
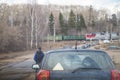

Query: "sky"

xmin=0 ymin=0 xmax=120 ymax=12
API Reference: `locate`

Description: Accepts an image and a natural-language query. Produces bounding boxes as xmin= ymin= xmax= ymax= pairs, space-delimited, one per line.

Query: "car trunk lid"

xmin=50 ymin=70 xmax=111 ymax=80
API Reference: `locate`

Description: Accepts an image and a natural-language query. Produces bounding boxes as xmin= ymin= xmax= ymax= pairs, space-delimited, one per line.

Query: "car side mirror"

xmin=32 ymin=64 xmax=40 ymax=70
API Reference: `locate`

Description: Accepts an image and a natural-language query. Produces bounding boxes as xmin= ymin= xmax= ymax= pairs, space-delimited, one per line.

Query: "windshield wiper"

xmin=72 ymin=67 xmax=101 ymax=73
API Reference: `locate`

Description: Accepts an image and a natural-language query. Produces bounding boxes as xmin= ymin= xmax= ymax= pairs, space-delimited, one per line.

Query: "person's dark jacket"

xmin=34 ymin=50 xmax=44 ymax=64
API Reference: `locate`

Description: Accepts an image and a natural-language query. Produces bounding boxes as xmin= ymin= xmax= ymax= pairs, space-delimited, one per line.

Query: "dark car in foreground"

xmin=32 ymin=49 xmax=120 ymax=80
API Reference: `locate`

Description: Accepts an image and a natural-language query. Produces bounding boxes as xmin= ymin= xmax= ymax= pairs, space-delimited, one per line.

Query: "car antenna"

xmin=75 ymin=40 xmax=77 ymax=49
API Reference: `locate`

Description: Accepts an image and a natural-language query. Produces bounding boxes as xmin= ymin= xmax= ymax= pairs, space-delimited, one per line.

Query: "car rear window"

xmin=44 ymin=51 xmax=114 ymax=70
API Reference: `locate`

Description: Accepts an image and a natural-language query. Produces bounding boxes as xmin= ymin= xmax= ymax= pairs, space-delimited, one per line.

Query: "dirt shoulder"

xmin=0 ymin=50 xmax=34 ymax=67
xmin=106 ymin=50 xmax=120 ymax=70
xmin=0 ymin=50 xmax=34 ymax=59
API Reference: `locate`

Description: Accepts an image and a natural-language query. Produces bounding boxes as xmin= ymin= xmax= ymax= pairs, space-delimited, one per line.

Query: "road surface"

xmin=0 ymin=51 xmax=35 ymax=80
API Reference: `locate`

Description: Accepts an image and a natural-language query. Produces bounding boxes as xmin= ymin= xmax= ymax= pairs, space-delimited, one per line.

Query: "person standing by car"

xmin=34 ymin=47 xmax=44 ymax=64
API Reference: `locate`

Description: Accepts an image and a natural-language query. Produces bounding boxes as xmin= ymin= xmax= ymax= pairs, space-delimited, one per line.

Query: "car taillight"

xmin=111 ymin=70 xmax=120 ymax=80
xmin=37 ymin=70 xmax=50 ymax=80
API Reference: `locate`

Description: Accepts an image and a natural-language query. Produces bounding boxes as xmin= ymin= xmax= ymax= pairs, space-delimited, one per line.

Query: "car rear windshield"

xmin=44 ymin=51 xmax=114 ymax=70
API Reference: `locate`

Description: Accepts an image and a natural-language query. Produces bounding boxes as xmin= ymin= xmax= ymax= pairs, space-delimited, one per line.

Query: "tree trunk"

xmin=31 ymin=7 xmax=34 ymax=49
xmin=35 ymin=17 xmax=38 ymax=48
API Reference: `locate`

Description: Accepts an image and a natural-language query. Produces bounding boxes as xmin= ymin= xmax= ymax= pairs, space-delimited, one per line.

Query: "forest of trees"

xmin=0 ymin=2 xmax=120 ymax=53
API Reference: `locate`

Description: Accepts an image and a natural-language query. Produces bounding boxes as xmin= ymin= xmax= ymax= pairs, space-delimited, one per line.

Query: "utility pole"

xmin=10 ymin=11 xmax=13 ymax=27
xmin=108 ymin=17 xmax=113 ymax=42
xmin=119 ymin=21 xmax=120 ymax=43
xmin=47 ymin=0 xmax=51 ymax=49
xmin=88 ymin=5 xmax=92 ymax=26
xmin=118 ymin=15 xmax=120 ymax=43
xmin=110 ymin=23 xmax=113 ymax=42
xmin=53 ymin=24 xmax=56 ymax=43
xmin=88 ymin=5 xmax=94 ymax=32
xmin=9 ymin=0 xmax=14 ymax=27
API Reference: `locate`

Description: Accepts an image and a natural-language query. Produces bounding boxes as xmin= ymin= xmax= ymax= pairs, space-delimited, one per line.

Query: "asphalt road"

xmin=0 ymin=51 xmax=35 ymax=80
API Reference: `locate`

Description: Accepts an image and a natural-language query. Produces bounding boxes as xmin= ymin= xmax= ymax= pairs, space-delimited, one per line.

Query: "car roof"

xmin=46 ymin=49 xmax=107 ymax=55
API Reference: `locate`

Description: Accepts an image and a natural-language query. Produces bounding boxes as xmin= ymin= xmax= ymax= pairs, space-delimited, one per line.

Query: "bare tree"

xmin=34 ymin=0 xmax=38 ymax=48
xmin=29 ymin=0 xmax=36 ymax=49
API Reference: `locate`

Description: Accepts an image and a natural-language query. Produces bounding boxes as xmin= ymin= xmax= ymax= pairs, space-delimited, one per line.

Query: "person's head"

xmin=38 ymin=47 xmax=41 ymax=51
